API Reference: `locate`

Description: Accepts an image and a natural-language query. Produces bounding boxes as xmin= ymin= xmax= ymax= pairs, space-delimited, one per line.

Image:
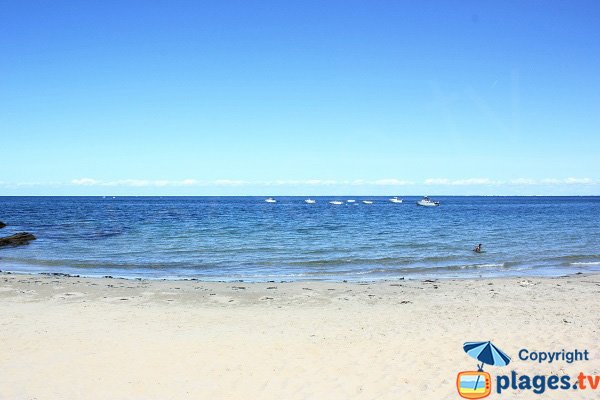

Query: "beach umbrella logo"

xmin=456 ymin=341 xmax=511 ymax=399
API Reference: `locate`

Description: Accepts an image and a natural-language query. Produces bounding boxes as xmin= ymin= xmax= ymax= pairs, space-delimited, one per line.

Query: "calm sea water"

xmin=1 ymin=196 xmax=599 ymax=281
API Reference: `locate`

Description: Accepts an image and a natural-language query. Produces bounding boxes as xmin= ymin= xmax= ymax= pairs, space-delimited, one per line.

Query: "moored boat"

xmin=416 ymin=196 xmax=440 ymax=207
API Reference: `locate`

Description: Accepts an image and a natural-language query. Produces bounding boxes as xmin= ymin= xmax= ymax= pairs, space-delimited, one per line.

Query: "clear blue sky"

xmin=1 ymin=0 xmax=599 ymax=195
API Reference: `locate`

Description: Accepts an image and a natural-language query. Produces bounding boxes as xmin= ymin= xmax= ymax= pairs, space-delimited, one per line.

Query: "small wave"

xmin=284 ymin=257 xmax=413 ymax=267
xmin=570 ymin=261 xmax=600 ymax=266
xmin=445 ymin=262 xmax=506 ymax=270
xmin=479 ymin=263 xmax=505 ymax=268
xmin=548 ymin=254 xmax=600 ymax=262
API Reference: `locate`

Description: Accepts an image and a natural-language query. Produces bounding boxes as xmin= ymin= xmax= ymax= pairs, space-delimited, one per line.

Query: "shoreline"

xmin=1 ymin=268 xmax=598 ymax=283
xmin=1 ymin=271 xmax=599 ymax=399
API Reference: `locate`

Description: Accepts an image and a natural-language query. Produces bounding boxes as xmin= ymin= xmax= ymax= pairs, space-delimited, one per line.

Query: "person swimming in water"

xmin=473 ymin=244 xmax=482 ymax=253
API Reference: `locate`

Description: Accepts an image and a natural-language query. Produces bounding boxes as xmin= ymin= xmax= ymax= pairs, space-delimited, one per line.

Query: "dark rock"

xmin=0 ymin=221 xmax=6 ymax=228
xmin=0 ymin=232 xmax=36 ymax=247
xmin=41 ymin=272 xmax=79 ymax=278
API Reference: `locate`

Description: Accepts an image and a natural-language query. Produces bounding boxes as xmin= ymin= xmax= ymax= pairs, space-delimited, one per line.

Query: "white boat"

xmin=304 ymin=198 xmax=316 ymax=204
xmin=362 ymin=200 xmax=373 ymax=204
xmin=389 ymin=197 xmax=403 ymax=203
xmin=346 ymin=199 xmax=356 ymax=203
xmin=329 ymin=200 xmax=343 ymax=205
xmin=265 ymin=198 xmax=277 ymax=203
xmin=416 ymin=196 xmax=440 ymax=207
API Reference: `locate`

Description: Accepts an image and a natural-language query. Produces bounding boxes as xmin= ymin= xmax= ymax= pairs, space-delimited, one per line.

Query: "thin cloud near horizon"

xmin=70 ymin=177 xmax=600 ymax=187
xmin=1 ymin=177 xmax=598 ymax=188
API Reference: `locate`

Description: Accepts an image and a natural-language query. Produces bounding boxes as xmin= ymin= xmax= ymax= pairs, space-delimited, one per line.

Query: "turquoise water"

xmin=1 ymin=196 xmax=599 ymax=281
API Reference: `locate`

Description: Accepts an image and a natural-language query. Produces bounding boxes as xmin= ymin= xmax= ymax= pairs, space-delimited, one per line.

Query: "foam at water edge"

xmin=570 ymin=261 xmax=600 ymax=265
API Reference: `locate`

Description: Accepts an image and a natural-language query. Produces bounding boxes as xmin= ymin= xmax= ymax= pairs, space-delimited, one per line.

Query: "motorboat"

xmin=346 ymin=199 xmax=356 ymax=203
xmin=389 ymin=197 xmax=403 ymax=203
xmin=265 ymin=198 xmax=277 ymax=203
xmin=329 ymin=200 xmax=343 ymax=205
xmin=304 ymin=198 xmax=316 ymax=204
xmin=362 ymin=200 xmax=373 ymax=204
xmin=416 ymin=196 xmax=440 ymax=207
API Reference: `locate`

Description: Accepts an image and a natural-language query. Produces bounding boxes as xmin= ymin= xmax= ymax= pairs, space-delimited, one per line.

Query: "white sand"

xmin=1 ymin=272 xmax=599 ymax=399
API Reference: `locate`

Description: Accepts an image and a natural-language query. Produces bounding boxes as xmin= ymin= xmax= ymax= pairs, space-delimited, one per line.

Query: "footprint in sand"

xmin=52 ymin=292 xmax=85 ymax=300
xmin=210 ymin=295 xmax=237 ymax=304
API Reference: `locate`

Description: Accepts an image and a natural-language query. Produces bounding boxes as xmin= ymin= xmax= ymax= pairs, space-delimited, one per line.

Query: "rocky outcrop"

xmin=0 ymin=221 xmax=6 ymax=229
xmin=0 ymin=232 xmax=37 ymax=247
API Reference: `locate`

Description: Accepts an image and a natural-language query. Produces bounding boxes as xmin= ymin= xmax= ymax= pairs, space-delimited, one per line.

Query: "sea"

xmin=1 ymin=196 xmax=599 ymax=281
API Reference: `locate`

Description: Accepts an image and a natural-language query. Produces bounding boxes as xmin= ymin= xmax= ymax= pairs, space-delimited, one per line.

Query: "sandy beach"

xmin=1 ymin=272 xmax=599 ymax=399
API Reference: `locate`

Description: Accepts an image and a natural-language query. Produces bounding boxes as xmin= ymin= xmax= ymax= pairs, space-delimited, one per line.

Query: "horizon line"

xmin=1 ymin=194 xmax=599 ymax=198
